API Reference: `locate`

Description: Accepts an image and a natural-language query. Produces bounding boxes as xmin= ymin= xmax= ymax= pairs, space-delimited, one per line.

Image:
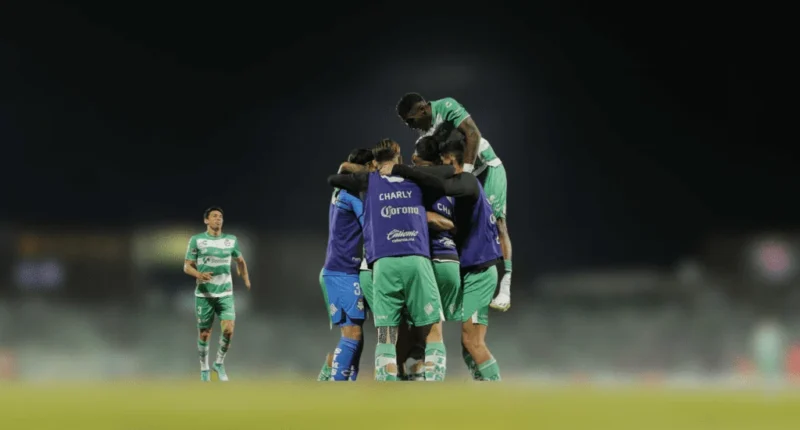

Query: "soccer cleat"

xmin=200 ymin=370 xmax=211 ymax=382
xmin=490 ymin=273 xmax=511 ymax=311
xmin=212 ymin=362 xmax=229 ymax=381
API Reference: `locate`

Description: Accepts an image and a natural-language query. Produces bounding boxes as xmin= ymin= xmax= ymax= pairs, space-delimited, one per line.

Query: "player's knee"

xmin=221 ymin=321 xmax=235 ymax=337
xmin=341 ymin=324 xmax=363 ymax=341
xmin=198 ymin=329 xmax=212 ymax=342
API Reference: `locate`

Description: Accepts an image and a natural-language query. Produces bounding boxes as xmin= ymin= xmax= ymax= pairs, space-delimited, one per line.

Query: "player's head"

xmin=373 ymin=138 xmax=401 ymax=165
xmin=348 ymin=148 xmax=374 ymax=166
xmin=412 ymin=136 xmax=441 ymax=167
xmin=373 ymin=138 xmax=402 ymax=165
xmin=204 ymin=206 xmax=224 ymax=230
xmin=439 ymin=140 xmax=465 ymax=170
xmin=397 ymin=92 xmax=432 ymax=131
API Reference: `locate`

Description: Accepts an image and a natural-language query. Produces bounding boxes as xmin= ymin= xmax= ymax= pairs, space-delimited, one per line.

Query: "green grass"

xmin=2 ymin=380 xmax=799 ymax=429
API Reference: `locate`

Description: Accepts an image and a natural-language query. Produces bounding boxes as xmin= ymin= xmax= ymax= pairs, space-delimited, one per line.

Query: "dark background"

xmin=2 ymin=1 xmax=764 ymax=275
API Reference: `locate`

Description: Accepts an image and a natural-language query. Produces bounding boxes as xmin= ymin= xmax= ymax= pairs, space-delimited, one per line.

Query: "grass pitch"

xmin=2 ymin=379 xmax=799 ymax=429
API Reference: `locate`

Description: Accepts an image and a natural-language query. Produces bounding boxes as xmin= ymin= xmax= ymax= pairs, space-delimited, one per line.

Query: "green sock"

xmin=317 ymin=361 xmax=332 ymax=381
xmin=198 ymin=339 xmax=209 ymax=371
xmin=375 ymin=343 xmax=398 ymax=381
xmin=462 ymin=348 xmax=483 ymax=381
xmin=424 ymin=342 xmax=447 ymax=381
xmin=216 ymin=333 xmax=231 ymax=365
xmin=477 ymin=356 xmax=502 ymax=381
xmin=504 ymin=260 xmax=512 ymax=273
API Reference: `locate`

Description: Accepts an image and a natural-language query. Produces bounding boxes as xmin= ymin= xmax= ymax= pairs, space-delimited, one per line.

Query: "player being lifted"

xmin=396 ymin=93 xmax=513 ymax=311
xmin=328 ymin=142 xmax=451 ymax=381
xmin=385 ymin=138 xmax=503 ymax=381
xmin=183 ymin=206 xmax=251 ymax=382
xmin=317 ymin=149 xmax=372 ymax=382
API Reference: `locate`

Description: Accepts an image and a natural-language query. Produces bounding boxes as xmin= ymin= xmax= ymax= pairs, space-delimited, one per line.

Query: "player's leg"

xmin=462 ymin=267 xmax=502 ymax=381
xmin=212 ymin=296 xmax=236 ymax=381
xmin=395 ymin=318 xmax=413 ymax=380
xmin=351 ymin=269 xmax=373 ymax=381
xmin=405 ymin=256 xmax=447 ymax=381
xmin=483 ymin=166 xmax=512 ymax=311
xmin=371 ymin=257 xmax=405 ymax=381
xmin=317 ymin=269 xmax=335 ymax=381
xmin=434 ymin=260 xmax=463 ymax=322
xmin=327 ymin=273 xmax=365 ymax=381
xmin=195 ymin=297 xmax=216 ymax=381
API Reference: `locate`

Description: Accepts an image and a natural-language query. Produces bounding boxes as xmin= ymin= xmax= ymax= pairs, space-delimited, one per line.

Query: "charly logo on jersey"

xmin=438 ymin=237 xmax=456 ymax=249
xmin=490 ymin=214 xmax=497 ymax=225
xmin=435 ymin=202 xmax=452 ymax=217
xmin=199 ymin=240 xmax=207 ymax=247
xmin=386 ymin=229 xmax=419 ymax=243
xmin=329 ymin=303 xmax=337 ymax=316
xmin=381 ymin=206 xmax=421 ymax=219
xmin=380 ymin=176 xmax=406 ymax=183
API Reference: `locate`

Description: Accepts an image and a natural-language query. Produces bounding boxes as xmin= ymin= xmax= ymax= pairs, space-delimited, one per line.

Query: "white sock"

xmin=198 ymin=341 xmax=210 ymax=371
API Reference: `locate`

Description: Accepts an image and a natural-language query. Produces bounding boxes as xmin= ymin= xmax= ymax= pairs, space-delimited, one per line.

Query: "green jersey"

xmin=416 ymin=97 xmax=502 ymax=176
xmin=185 ymin=232 xmax=242 ymax=298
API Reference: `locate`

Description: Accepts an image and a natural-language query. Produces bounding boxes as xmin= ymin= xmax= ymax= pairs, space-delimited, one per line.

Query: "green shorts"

xmin=479 ymin=164 xmax=507 ymax=220
xmin=195 ymin=295 xmax=235 ymax=330
xmin=359 ymin=269 xmax=374 ymax=310
xmin=462 ymin=266 xmax=497 ymax=326
xmin=433 ymin=260 xmax=462 ymax=321
xmin=372 ymin=255 xmax=443 ymax=327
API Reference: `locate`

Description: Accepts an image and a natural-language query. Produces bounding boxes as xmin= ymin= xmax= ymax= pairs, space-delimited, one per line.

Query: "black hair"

xmin=373 ymin=138 xmax=398 ymax=163
xmin=439 ymin=139 xmax=465 ymax=166
xmin=348 ymin=148 xmax=374 ymax=165
xmin=204 ymin=206 xmax=224 ymax=219
xmin=396 ymin=92 xmax=426 ymax=118
xmin=414 ymin=136 xmax=441 ymax=164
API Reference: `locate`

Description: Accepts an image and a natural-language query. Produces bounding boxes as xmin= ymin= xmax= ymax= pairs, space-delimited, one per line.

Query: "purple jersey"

xmin=323 ymin=189 xmax=364 ymax=274
xmin=430 ymin=196 xmax=458 ymax=261
xmin=363 ymin=171 xmax=430 ymax=264
xmin=458 ymin=182 xmax=502 ymax=270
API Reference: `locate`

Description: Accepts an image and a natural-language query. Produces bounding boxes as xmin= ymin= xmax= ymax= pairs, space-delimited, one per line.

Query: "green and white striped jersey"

xmin=185 ymin=232 xmax=242 ymax=298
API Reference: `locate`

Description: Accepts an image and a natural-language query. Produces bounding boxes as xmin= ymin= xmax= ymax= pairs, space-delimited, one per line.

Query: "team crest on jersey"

xmin=329 ymin=303 xmax=337 ymax=316
xmin=357 ymin=298 xmax=364 ymax=311
xmin=224 ymin=239 xmax=231 ymax=247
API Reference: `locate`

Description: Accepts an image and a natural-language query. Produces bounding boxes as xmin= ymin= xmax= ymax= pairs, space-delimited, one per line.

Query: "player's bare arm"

xmin=184 ymin=259 xmax=213 ymax=281
xmin=457 ymin=116 xmax=482 ymax=170
xmin=426 ymin=211 xmax=454 ymax=231
xmin=235 ymin=256 xmax=251 ymax=290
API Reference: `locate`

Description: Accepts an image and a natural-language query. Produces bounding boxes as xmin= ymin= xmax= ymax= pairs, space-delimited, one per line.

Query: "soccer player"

xmin=317 ymin=149 xmax=372 ymax=382
xmin=183 ymin=206 xmax=251 ymax=382
xmin=396 ymin=93 xmax=513 ymax=311
xmin=385 ymin=139 xmax=503 ymax=381
xmin=401 ymin=137 xmax=462 ymax=381
xmin=328 ymin=143 xmax=451 ymax=381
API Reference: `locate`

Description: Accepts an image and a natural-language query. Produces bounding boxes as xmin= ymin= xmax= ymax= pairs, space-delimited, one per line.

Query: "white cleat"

xmin=490 ymin=273 xmax=511 ymax=311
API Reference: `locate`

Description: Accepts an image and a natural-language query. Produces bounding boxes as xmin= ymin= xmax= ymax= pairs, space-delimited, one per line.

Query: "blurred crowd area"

xmin=2 ymin=224 xmax=800 ymax=383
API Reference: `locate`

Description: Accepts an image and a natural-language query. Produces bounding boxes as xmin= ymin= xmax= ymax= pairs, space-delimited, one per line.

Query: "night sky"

xmin=2 ymin=2 xmax=773 ymax=273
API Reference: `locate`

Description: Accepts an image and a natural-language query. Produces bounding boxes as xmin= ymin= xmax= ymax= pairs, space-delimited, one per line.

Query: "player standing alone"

xmin=183 ymin=207 xmax=251 ymax=381
xmin=397 ymin=93 xmax=513 ymax=311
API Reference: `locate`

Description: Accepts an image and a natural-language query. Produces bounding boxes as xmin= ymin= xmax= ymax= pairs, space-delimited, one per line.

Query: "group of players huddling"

xmin=181 ymin=93 xmax=513 ymax=382
xmin=317 ymin=93 xmax=515 ymax=382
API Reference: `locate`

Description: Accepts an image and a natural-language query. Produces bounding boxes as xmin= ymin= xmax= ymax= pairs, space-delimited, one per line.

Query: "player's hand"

xmin=244 ymin=280 xmax=251 ymax=290
xmin=379 ymin=162 xmax=395 ymax=176
xmin=198 ymin=272 xmax=213 ymax=282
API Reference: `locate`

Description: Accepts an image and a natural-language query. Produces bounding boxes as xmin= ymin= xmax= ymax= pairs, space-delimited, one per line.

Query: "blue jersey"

xmin=323 ymin=189 xmax=364 ymax=274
